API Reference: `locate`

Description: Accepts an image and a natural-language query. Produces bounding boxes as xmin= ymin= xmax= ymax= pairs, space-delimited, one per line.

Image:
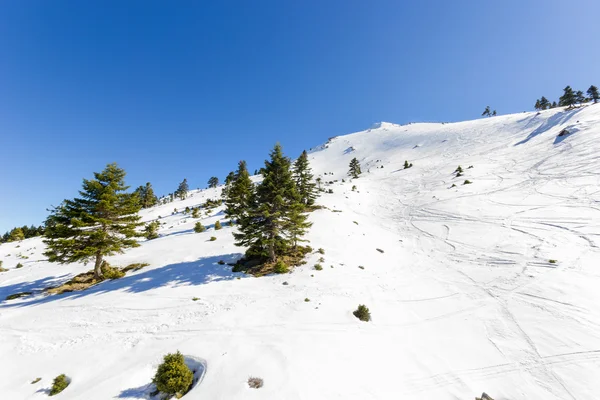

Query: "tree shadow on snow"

xmin=0 ymin=253 xmax=243 ymax=309
xmin=514 ymin=107 xmax=584 ymax=146
xmin=0 ymin=274 xmax=69 ymax=303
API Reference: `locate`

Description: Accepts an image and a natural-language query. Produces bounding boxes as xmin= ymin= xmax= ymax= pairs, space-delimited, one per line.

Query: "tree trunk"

xmin=93 ymin=252 xmax=104 ymax=280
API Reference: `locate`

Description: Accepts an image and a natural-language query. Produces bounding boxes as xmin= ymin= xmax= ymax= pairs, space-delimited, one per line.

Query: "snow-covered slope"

xmin=2 ymin=105 xmax=600 ymax=399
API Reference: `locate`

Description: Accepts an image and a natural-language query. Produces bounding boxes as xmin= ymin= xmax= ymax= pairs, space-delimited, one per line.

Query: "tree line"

xmin=535 ymin=85 xmax=598 ymax=110
xmin=0 ymin=225 xmax=45 ymax=243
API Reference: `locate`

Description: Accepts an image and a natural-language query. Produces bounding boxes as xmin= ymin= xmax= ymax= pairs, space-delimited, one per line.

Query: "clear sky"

xmin=0 ymin=0 xmax=598 ymax=232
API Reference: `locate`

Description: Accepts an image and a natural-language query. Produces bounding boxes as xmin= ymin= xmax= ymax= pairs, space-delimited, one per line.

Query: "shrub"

xmin=248 ymin=377 xmax=263 ymax=389
xmin=282 ymin=281 xmax=289 ymax=285
xmin=31 ymin=377 xmax=41 ymax=384
xmin=304 ymin=298 xmax=310 ymax=302
xmin=404 ymin=160 xmax=413 ymax=169
xmin=549 ymin=259 xmax=557 ymax=264
xmin=218 ymin=260 xmax=225 ymax=265
xmin=353 ymin=304 xmax=371 ymax=322
xmin=317 ymin=248 xmax=325 ymax=255
xmin=327 ymin=189 xmax=333 ymax=194
xmin=358 ymin=265 xmax=365 ymax=270
xmin=194 ymin=222 xmax=206 ymax=233
xmin=214 ymin=220 xmax=222 ymax=230
xmin=352 ymin=185 xmax=357 ymax=191
xmin=318 ymin=257 xmax=325 ymax=263
xmin=191 ymin=208 xmax=200 ymax=218
xmin=455 ymin=165 xmax=463 ymax=173
xmin=152 ymin=351 xmax=193 ymax=398
xmin=101 ymin=261 xmax=125 ymax=279
xmin=16 ymin=262 xmax=23 ymax=268
xmin=49 ymin=374 xmax=69 ymax=396
xmin=468 ymin=165 xmax=474 ymax=169
xmin=209 ymin=236 xmax=217 ymax=241
xmin=450 ymin=184 xmax=456 ymax=188
xmin=314 ymin=264 xmax=323 ymax=271
xmin=192 ymin=297 xmax=199 ymax=301
xmin=463 ymin=180 xmax=472 ymax=185
xmin=273 ymin=260 xmax=289 ymax=274
xmin=145 ymin=221 xmax=160 ymax=240
xmin=353 ymin=221 xmax=359 ymax=225
xmin=456 ymin=172 xmax=463 ymax=177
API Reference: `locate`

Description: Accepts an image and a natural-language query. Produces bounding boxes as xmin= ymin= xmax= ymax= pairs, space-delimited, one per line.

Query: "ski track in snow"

xmin=2 ymin=106 xmax=600 ymax=399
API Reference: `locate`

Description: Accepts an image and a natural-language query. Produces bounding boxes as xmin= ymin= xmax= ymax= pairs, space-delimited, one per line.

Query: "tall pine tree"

xmin=225 ymin=161 xmax=253 ymax=222
xmin=539 ymin=96 xmax=550 ymax=110
xmin=234 ymin=144 xmax=308 ymax=263
xmin=482 ymin=106 xmax=492 ymax=117
xmin=587 ymin=85 xmax=599 ymax=103
xmin=348 ymin=158 xmax=362 ymax=179
xmin=43 ymin=163 xmax=142 ymax=279
xmin=293 ymin=150 xmax=317 ymax=206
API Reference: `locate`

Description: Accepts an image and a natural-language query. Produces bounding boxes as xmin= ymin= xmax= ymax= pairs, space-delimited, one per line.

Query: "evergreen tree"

xmin=208 ymin=176 xmax=219 ymax=188
xmin=575 ymin=90 xmax=586 ymax=104
xmin=492 ymin=110 xmax=497 ymax=116
xmin=539 ymin=96 xmax=550 ymax=110
xmin=8 ymin=227 xmax=25 ymax=242
xmin=482 ymin=106 xmax=492 ymax=117
xmin=234 ymin=144 xmax=309 ymax=262
xmin=142 ymin=182 xmax=157 ymax=208
xmin=293 ymin=150 xmax=317 ymax=206
xmin=221 ymin=171 xmax=236 ymax=200
xmin=225 ymin=161 xmax=253 ymax=222
xmin=551 ymin=101 xmax=558 ymax=108
xmin=587 ymin=85 xmax=599 ymax=103
xmin=214 ymin=220 xmax=222 ymax=230
xmin=43 ymin=163 xmax=142 ymax=279
xmin=559 ymin=86 xmax=576 ymax=108
xmin=191 ymin=207 xmax=200 ymax=218
xmin=534 ymin=99 xmax=541 ymax=110
xmin=194 ymin=222 xmax=206 ymax=233
xmin=348 ymin=158 xmax=362 ymax=179
xmin=175 ymin=178 xmax=189 ymax=200
xmin=144 ymin=221 xmax=160 ymax=240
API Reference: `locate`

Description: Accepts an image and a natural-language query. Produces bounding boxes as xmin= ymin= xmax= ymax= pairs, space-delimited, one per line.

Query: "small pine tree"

xmin=559 ymin=86 xmax=576 ymax=108
xmin=587 ymin=85 xmax=599 ymax=104
xmin=551 ymin=101 xmax=557 ymax=108
xmin=353 ymin=304 xmax=371 ymax=322
xmin=539 ymin=96 xmax=550 ymax=110
xmin=208 ymin=176 xmax=219 ymax=188
xmin=221 ymin=171 xmax=236 ymax=200
xmin=194 ymin=222 xmax=206 ymax=233
xmin=49 ymin=374 xmax=70 ymax=396
xmin=534 ymin=99 xmax=541 ymax=110
xmin=175 ymin=178 xmax=189 ymax=200
xmin=348 ymin=158 xmax=361 ymax=179
xmin=191 ymin=207 xmax=200 ymax=218
xmin=293 ymin=150 xmax=318 ymax=206
xmin=575 ymin=90 xmax=586 ymax=105
xmin=492 ymin=110 xmax=497 ymax=116
xmin=152 ymin=351 xmax=193 ymax=397
xmin=43 ymin=163 xmax=142 ymax=280
xmin=482 ymin=106 xmax=491 ymax=117
xmin=144 ymin=221 xmax=160 ymax=240
xmin=214 ymin=220 xmax=222 ymax=230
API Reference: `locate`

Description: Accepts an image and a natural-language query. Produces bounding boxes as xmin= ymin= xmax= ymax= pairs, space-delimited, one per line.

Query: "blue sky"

xmin=0 ymin=0 xmax=598 ymax=231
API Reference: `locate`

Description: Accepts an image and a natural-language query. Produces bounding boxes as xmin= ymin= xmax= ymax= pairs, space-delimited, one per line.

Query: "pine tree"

xmin=482 ymin=106 xmax=491 ymax=117
xmin=348 ymin=158 xmax=361 ymax=179
xmin=43 ymin=163 xmax=142 ymax=279
xmin=214 ymin=220 xmax=222 ymax=230
xmin=225 ymin=161 xmax=253 ymax=222
xmin=559 ymin=86 xmax=576 ymax=108
xmin=587 ymin=85 xmax=599 ymax=103
xmin=175 ymin=178 xmax=189 ymax=200
xmin=143 ymin=182 xmax=157 ymax=208
xmin=144 ymin=221 xmax=160 ymax=240
xmin=234 ymin=144 xmax=308 ymax=263
xmin=208 ymin=176 xmax=219 ymax=188
xmin=575 ymin=90 xmax=586 ymax=104
xmin=551 ymin=101 xmax=558 ymax=108
xmin=8 ymin=227 xmax=25 ymax=242
xmin=191 ymin=207 xmax=200 ymax=218
xmin=492 ymin=110 xmax=497 ymax=116
xmin=534 ymin=99 xmax=541 ymax=110
xmin=539 ymin=96 xmax=550 ymax=110
xmin=221 ymin=171 xmax=236 ymax=200
xmin=194 ymin=222 xmax=205 ymax=233
xmin=293 ymin=150 xmax=317 ymax=206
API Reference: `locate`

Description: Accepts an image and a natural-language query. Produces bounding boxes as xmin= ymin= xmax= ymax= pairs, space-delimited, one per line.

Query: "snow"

xmin=2 ymin=104 xmax=600 ymax=399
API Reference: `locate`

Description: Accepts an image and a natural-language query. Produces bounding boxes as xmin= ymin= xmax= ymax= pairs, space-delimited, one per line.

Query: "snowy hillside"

xmin=2 ymin=104 xmax=600 ymax=399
